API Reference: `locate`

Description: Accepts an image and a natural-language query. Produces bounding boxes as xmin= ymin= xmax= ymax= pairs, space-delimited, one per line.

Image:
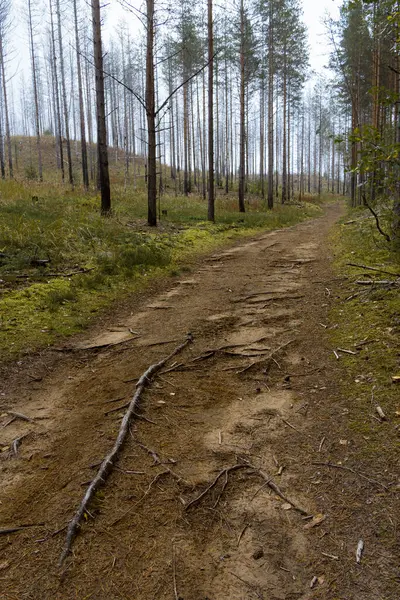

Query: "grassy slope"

xmin=0 ymin=137 xmax=325 ymax=359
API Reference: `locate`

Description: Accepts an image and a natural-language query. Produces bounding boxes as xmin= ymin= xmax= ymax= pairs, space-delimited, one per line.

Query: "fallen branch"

xmin=337 ymin=348 xmax=358 ymax=356
xmin=347 ymin=263 xmax=399 ymax=278
xmin=59 ymin=334 xmax=193 ymax=566
xmin=12 ymin=267 xmax=95 ymax=280
xmin=362 ymin=199 xmax=391 ymax=243
xmin=312 ymin=461 xmax=388 ymax=491
xmin=355 ymin=279 xmax=398 ymax=286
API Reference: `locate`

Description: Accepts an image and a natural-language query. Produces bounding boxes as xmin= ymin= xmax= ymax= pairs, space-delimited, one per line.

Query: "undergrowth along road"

xmin=0 ymin=186 xmax=322 ymax=359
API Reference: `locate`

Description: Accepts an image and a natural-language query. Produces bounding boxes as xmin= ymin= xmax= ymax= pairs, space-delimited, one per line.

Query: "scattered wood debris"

xmin=337 ymin=348 xmax=358 ymax=356
xmin=375 ymin=406 xmax=387 ymax=421
xmin=321 ymin=552 xmax=339 ymax=561
xmin=356 ymin=539 xmax=364 ymax=564
xmin=304 ymin=513 xmax=326 ymax=530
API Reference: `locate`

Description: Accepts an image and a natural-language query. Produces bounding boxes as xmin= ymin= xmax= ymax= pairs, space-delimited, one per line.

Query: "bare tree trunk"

xmin=196 ymin=78 xmax=204 ymax=198
xmin=267 ymin=0 xmax=274 ymax=209
xmin=224 ymin=49 xmax=230 ymax=195
xmin=230 ymin=67 xmax=234 ymax=188
xmin=281 ymin=46 xmax=287 ymax=204
xmin=259 ymin=72 xmax=265 ymax=199
xmin=28 ymin=0 xmax=42 ymax=181
xmin=168 ymin=54 xmax=176 ymax=184
xmin=307 ymin=102 xmax=311 ymax=194
xmin=202 ymin=68 xmax=207 ymax=200
xmin=73 ymin=0 xmax=89 ymax=188
xmin=0 ymin=34 xmax=12 ymax=178
xmin=215 ymin=58 xmax=221 ymax=188
xmin=299 ymin=104 xmax=305 ymax=200
xmin=207 ymin=0 xmax=215 ymax=221
xmin=84 ymin=33 xmax=94 ymax=182
xmin=56 ymin=0 xmax=73 ymax=185
xmin=287 ymin=94 xmax=291 ymax=201
xmin=92 ymin=0 xmax=111 ymax=214
xmin=238 ymin=0 xmax=245 ymax=213
xmin=146 ymin=0 xmax=157 ymax=226
xmin=318 ymin=91 xmax=322 ymax=196
xmin=183 ymin=82 xmax=189 ymax=195
xmin=0 ymin=95 xmax=4 ymax=178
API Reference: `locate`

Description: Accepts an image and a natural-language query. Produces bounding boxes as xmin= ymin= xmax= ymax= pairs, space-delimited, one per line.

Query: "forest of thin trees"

xmin=328 ymin=0 xmax=400 ymax=243
xmin=0 ymin=0 xmax=399 ymax=235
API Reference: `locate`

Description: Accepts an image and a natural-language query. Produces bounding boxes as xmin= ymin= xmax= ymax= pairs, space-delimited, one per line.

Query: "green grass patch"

xmin=0 ymin=177 xmax=325 ymax=359
xmin=329 ymin=207 xmax=400 ymax=467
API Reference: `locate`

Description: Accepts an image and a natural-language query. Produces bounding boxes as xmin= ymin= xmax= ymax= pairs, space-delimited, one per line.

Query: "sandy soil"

xmin=1 ymin=202 xmax=395 ymax=600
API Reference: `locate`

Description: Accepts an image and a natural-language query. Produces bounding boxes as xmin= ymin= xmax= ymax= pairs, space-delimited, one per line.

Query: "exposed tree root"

xmin=185 ymin=462 xmax=309 ymax=516
xmin=58 ymin=334 xmax=193 ymax=566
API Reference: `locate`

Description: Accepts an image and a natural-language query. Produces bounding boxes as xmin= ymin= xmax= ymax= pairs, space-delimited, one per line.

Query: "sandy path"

xmin=1 ymin=203 xmax=344 ymax=599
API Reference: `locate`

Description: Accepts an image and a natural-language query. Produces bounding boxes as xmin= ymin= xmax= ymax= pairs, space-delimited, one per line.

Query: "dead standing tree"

xmin=92 ymin=0 xmax=111 ymax=214
xmin=73 ymin=0 xmax=89 ymax=189
xmin=27 ymin=0 xmax=43 ymax=181
xmin=0 ymin=0 xmax=13 ymax=178
xmin=56 ymin=0 xmax=74 ymax=186
xmin=146 ymin=0 xmax=157 ymax=226
xmin=207 ymin=0 xmax=215 ymax=222
xmin=49 ymin=0 xmax=64 ymax=181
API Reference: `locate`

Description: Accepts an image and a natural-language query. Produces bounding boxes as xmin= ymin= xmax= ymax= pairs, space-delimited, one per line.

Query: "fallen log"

xmin=59 ymin=334 xmax=193 ymax=566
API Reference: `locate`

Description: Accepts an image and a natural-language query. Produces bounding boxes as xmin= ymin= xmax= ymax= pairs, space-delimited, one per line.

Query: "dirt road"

xmin=1 ymin=202 xmax=375 ymax=599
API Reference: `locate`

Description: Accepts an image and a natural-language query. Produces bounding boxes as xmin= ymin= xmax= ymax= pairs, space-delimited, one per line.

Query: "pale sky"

xmin=302 ymin=0 xmax=342 ymax=73
xmin=105 ymin=0 xmax=343 ymax=73
xmin=12 ymin=0 xmax=342 ymax=82
xmin=10 ymin=0 xmax=343 ymax=130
